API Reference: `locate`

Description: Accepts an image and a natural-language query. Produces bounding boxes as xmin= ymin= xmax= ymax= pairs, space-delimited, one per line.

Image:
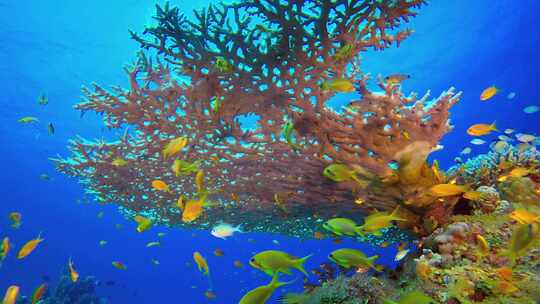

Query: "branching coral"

xmin=53 ymin=0 xmax=461 ymax=236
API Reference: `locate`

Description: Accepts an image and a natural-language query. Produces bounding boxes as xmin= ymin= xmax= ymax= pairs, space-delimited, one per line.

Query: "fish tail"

xmin=295 ymin=254 xmax=313 ymax=276
xmin=368 ymin=255 xmax=383 ymax=272
xmin=350 ymin=174 xmax=368 ymax=188
xmin=491 ymin=121 xmax=498 ymax=132
xmin=272 ymin=273 xmax=296 ymax=288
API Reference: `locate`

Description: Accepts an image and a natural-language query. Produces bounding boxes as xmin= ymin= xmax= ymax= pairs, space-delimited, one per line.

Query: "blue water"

xmin=1 ymin=0 xmax=540 ymax=303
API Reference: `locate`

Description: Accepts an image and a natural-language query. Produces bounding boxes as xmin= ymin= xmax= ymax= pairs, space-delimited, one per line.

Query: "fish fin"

xmin=390 ymin=206 xmax=407 ymax=222
xmin=354 ymin=226 xmax=366 ymax=237
xmin=373 ymin=264 xmax=385 ymax=272
xmin=294 ymin=254 xmax=313 ymax=276
xmin=371 ymin=230 xmax=383 ymax=237
xmin=235 ymin=224 xmax=244 ymax=233
xmin=368 ymin=255 xmax=380 ymax=263
xmin=272 ymin=274 xmax=297 ymax=289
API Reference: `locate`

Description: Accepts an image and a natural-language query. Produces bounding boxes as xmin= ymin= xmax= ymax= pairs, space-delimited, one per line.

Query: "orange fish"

xmin=313 ymin=231 xmax=324 ymax=240
xmin=480 ymin=86 xmax=499 ymax=101
xmin=213 ymin=248 xmax=224 ymax=257
xmin=204 ymin=290 xmax=216 ymax=299
xmin=497 ymin=280 xmax=518 ymax=295
xmin=416 ymin=261 xmax=432 ymax=279
xmin=379 ymin=241 xmax=390 ymax=248
xmin=467 ymin=123 xmax=497 ymax=136
xmin=233 ymin=260 xmax=244 ymax=268
xmin=31 ymin=283 xmax=47 ymax=304
xmin=231 ymin=192 xmax=239 ymax=201
xmin=68 ymin=258 xmax=79 ymax=282
xmin=182 ymin=195 xmax=213 ymax=223
xmin=397 ymin=241 xmax=408 ymax=251
xmin=112 ymin=261 xmax=127 ymax=270
xmin=496 ymin=267 xmax=513 ymax=281
xmin=151 ymin=180 xmax=172 ymax=193
xmin=8 ymin=212 xmax=21 ymax=229
xmin=17 ymin=233 xmax=44 ymax=259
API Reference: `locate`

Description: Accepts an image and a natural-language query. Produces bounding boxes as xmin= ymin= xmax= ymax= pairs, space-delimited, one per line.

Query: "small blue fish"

xmin=523 ymin=105 xmax=540 ymax=114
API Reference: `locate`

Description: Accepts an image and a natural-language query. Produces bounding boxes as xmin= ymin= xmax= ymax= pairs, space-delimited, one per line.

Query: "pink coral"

xmin=53 ymin=0 xmax=461 ymax=235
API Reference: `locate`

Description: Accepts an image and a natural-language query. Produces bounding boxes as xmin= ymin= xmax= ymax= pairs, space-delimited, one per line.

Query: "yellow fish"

xmin=467 ymin=122 xmax=497 ymax=136
xmin=193 ymin=251 xmax=210 ymax=276
xmin=273 ymin=193 xmax=288 ymax=213
xmin=504 ymin=223 xmax=539 ymax=264
xmin=429 ymin=183 xmax=468 ymax=197
xmin=18 ymin=116 xmax=39 ymax=124
xmin=498 ymin=167 xmax=532 ymax=182
xmin=323 ymin=218 xmax=361 ymax=237
xmin=134 ymin=215 xmax=152 ymax=232
xmin=111 ymin=158 xmax=128 ymax=167
xmin=384 ymin=74 xmax=411 ymax=85
xmin=112 ymin=261 xmax=127 ymax=270
xmin=151 ymin=180 xmax=172 ymax=193
xmin=476 ymin=234 xmax=490 ymax=255
xmin=249 ymin=250 xmax=311 ymax=276
xmin=328 ymin=248 xmax=382 ymax=272
xmin=17 ymin=233 xmax=44 ymax=259
xmin=68 ymin=258 xmax=79 ymax=282
xmin=462 ymin=190 xmax=484 ymax=201
xmin=162 ymin=136 xmax=188 ymax=159
xmin=333 ymin=43 xmax=354 ymax=61
xmin=383 ymin=290 xmax=437 ymax=304
xmin=9 ymin=212 xmax=21 ymax=229
xmin=171 ymin=159 xmax=201 ymax=177
xmin=176 ymin=195 xmax=186 ymax=210
xmin=321 ymin=78 xmax=355 ymax=93
xmin=509 ymin=209 xmax=540 ymax=224
xmin=195 ymin=170 xmax=205 ymax=193
xmin=2 ymin=285 xmax=19 ymax=304
xmin=480 ymin=86 xmax=499 ymax=101
xmin=1 ymin=237 xmax=10 ymax=261
xmin=214 ymin=56 xmax=234 ymax=73
xmin=239 ymin=273 xmax=292 ymax=304
xmin=415 ymin=261 xmax=432 ymax=280
xmin=357 ymin=206 xmax=407 ymax=237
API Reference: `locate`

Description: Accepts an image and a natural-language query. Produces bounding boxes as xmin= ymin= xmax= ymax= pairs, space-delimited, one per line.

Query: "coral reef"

xmin=16 ymin=274 xmax=107 ymax=304
xmin=52 ymin=0 xmax=462 ymax=237
xmin=289 ymin=145 xmax=540 ymax=303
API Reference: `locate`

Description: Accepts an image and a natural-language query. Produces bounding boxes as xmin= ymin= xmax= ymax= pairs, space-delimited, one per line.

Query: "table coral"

xmin=52 ymin=0 xmax=461 ymax=236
